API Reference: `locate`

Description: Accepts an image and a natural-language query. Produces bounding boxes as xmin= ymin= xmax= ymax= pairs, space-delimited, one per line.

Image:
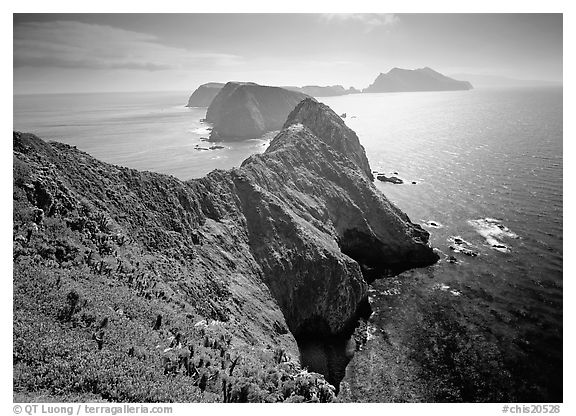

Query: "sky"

xmin=13 ymin=13 xmax=563 ymax=95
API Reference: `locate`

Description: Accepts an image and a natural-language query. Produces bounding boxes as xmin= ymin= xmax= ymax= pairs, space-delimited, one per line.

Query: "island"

xmin=13 ymin=99 xmax=438 ymax=403
xmin=283 ymin=85 xmax=360 ymax=97
xmin=187 ymin=83 xmax=359 ymax=109
xmin=186 ymin=82 xmax=225 ymax=107
xmin=205 ymin=82 xmax=310 ymax=140
xmin=363 ymin=67 xmax=473 ymax=93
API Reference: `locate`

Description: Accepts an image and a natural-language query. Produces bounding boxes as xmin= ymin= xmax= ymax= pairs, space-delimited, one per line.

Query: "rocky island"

xmin=13 ymin=99 xmax=438 ymax=402
xmin=283 ymin=85 xmax=360 ymax=97
xmin=186 ymin=82 xmax=225 ymax=107
xmin=186 ymin=83 xmax=358 ymax=109
xmin=205 ymin=82 xmax=310 ymax=140
xmin=363 ymin=67 xmax=473 ymax=93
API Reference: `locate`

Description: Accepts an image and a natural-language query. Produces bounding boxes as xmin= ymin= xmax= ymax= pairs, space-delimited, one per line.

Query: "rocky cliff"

xmin=186 ymin=82 xmax=225 ymax=107
xmin=13 ymin=100 xmax=437 ymax=401
xmin=205 ymin=82 xmax=309 ymax=140
xmin=363 ymin=67 xmax=473 ymax=93
xmin=283 ymin=99 xmax=373 ymax=181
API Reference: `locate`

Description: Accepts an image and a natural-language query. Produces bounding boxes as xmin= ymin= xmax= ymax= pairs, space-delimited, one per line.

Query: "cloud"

xmin=14 ymin=20 xmax=243 ymax=71
xmin=320 ymin=13 xmax=400 ymax=32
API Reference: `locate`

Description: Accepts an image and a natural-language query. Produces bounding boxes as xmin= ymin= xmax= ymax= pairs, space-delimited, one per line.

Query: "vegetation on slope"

xmin=13 ymin=131 xmax=335 ymax=402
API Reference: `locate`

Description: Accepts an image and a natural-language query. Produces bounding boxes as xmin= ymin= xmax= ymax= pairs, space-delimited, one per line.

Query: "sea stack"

xmin=205 ymin=82 xmax=309 ymax=140
xmin=363 ymin=67 xmax=473 ymax=93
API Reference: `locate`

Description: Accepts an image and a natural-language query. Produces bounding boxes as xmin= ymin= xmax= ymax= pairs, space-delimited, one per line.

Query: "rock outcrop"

xmin=376 ymin=174 xmax=404 ymax=184
xmin=205 ymin=82 xmax=309 ymax=140
xmin=363 ymin=67 xmax=473 ymax=93
xmin=186 ymin=82 xmax=225 ymax=107
xmin=283 ymin=99 xmax=373 ymax=181
xmin=13 ymin=100 xmax=437 ymax=395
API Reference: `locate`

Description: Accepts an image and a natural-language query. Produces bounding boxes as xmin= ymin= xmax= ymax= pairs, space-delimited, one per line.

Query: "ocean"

xmin=320 ymin=88 xmax=562 ymax=402
xmin=13 ymin=91 xmax=271 ymax=180
xmin=13 ymin=87 xmax=563 ymax=402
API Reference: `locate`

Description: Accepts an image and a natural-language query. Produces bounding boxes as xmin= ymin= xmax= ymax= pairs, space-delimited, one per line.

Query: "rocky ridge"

xmin=13 ymin=99 xmax=437 ymax=399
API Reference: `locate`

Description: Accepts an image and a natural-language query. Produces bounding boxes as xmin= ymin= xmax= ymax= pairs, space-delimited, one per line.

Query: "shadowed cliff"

xmin=186 ymin=82 xmax=225 ymax=107
xmin=205 ymin=82 xmax=309 ymax=140
xmin=13 ymin=100 xmax=437 ymax=400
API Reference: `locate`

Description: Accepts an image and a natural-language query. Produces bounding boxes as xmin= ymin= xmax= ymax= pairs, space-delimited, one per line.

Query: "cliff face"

xmin=13 ymin=100 xmax=437 ymax=397
xmin=186 ymin=82 xmax=225 ymax=107
xmin=282 ymin=99 xmax=374 ymax=181
xmin=205 ymin=82 xmax=309 ymax=140
xmin=363 ymin=67 xmax=473 ymax=93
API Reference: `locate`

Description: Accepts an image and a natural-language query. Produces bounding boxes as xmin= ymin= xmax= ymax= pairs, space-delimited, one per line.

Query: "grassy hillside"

xmin=13 ymin=131 xmax=335 ymax=402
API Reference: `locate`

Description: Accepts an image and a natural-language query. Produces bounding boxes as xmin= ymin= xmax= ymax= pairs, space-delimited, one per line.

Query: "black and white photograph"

xmin=8 ymin=4 xmax=568 ymax=409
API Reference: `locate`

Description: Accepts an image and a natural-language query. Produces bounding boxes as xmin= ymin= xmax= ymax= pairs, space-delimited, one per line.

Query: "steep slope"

xmin=283 ymin=99 xmax=373 ymax=181
xmin=205 ymin=82 xmax=309 ymax=140
xmin=13 ymin=133 xmax=306 ymax=402
xmin=363 ymin=67 xmax=473 ymax=93
xmin=186 ymin=82 xmax=225 ymax=107
xmin=13 ymin=100 xmax=437 ymax=400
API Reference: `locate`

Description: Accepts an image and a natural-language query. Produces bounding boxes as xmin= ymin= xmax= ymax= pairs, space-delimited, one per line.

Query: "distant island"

xmin=205 ymin=82 xmax=309 ymax=140
xmin=363 ymin=67 xmax=473 ymax=93
xmin=186 ymin=68 xmax=473 ymax=141
xmin=185 ymin=68 xmax=473 ymax=111
xmin=186 ymin=82 xmax=226 ymax=107
xmin=283 ymin=85 xmax=360 ymax=97
xmin=186 ymin=83 xmax=360 ymax=108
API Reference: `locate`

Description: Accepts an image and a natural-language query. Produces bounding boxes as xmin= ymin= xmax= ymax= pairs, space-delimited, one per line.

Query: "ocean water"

xmin=13 ymin=91 xmax=271 ymax=180
xmin=319 ymin=88 xmax=563 ymax=402
xmin=13 ymin=87 xmax=562 ymax=402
